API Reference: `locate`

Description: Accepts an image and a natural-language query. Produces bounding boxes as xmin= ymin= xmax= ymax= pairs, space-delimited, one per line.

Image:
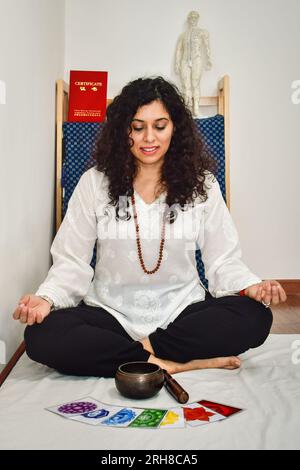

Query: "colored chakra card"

xmin=100 ymin=407 xmax=145 ymax=427
xmin=159 ymin=407 xmax=185 ymax=429
xmin=198 ymin=400 xmax=243 ymax=418
xmin=46 ymin=396 xmax=244 ymax=429
xmin=129 ymin=409 xmax=168 ymax=428
xmin=183 ymin=402 xmax=226 ymax=426
xmin=46 ymin=396 xmax=113 ymax=420
xmin=69 ymin=404 xmax=122 ymax=426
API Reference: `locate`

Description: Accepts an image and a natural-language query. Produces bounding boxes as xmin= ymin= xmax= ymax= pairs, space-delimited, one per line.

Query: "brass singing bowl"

xmin=115 ymin=362 xmax=165 ymax=400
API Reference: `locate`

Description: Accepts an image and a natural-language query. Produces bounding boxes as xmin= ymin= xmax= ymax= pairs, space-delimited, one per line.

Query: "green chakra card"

xmin=129 ymin=409 xmax=167 ymax=428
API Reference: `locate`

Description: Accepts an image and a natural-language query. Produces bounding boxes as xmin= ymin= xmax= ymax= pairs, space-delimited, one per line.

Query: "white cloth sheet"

xmin=0 ymin=334 xmax=299 ymax=450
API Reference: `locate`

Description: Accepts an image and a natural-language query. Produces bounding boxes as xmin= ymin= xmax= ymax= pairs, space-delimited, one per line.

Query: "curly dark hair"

xmin=92 ymin=76 xmax=217 ymax=222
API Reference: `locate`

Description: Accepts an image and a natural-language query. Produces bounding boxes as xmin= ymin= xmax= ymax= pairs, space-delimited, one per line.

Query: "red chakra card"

xmin=198 ymin=399 xmax=243 ymax=417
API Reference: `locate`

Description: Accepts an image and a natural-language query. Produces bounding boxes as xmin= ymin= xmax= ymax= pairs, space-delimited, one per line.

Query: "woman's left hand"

xmin=245 ymin=280 xmax=287 ymax=306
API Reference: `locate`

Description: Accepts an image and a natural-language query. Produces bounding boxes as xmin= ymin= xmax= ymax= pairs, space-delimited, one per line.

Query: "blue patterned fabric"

xmin=62 ymin=115 xmax=226 ymax=289
xmin=194 ymin=115 xmax=226 ymax=288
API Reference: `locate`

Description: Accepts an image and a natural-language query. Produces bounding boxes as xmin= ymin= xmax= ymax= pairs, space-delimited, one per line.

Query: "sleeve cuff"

xmin=35 ymin=285 xmax=76 ymax=310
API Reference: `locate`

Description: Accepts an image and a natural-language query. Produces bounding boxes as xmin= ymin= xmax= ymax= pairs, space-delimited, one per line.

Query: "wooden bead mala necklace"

xmin=131 ymin=192 xmax=168 ymax=275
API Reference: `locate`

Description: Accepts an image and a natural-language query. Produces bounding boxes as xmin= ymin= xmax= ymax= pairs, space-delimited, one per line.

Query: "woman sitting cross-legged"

xmin=13 ymin=76 xmax=286 ymax=377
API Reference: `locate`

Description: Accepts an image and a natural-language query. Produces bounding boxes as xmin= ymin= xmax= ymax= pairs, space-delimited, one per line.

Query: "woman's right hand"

xmin=12 ymin=294 xmax=52 ymax=325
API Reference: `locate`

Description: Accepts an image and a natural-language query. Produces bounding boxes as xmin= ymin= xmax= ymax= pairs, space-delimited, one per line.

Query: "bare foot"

xmin=194 ymin=356 xmax=242 ymax=371
xmin=148 ymin=354 xmax=241 ymax=374
xmin=140 ymin=337 xmax=154 ymax=355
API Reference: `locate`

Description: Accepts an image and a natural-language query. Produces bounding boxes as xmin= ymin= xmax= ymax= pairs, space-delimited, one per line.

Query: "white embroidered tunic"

xmin=35 ymin=167 xmax=261 ymax=340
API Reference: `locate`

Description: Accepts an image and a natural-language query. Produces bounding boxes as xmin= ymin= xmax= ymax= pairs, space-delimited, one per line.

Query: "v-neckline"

xmin=134 ymin=189 xmax=166 ymax=207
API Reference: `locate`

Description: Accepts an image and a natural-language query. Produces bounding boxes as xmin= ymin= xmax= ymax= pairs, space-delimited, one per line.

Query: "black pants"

xmin=24 ymin=294 xmax=273 ymax=378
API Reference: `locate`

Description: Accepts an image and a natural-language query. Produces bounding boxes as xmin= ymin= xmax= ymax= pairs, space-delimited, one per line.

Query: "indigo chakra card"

xmin=70 ymin=404 xmax=121 ymax=425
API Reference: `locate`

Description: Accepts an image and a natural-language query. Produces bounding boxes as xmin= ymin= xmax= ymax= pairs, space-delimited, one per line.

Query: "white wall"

xmin=65 ymin=0 xmax=300 ymax=279
xmin=0 ymin=0 xmax=65 ymax=371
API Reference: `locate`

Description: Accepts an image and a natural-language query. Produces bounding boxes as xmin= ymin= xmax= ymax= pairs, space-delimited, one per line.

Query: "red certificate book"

xmin=68 ymin=70 xmax=108 ymax=122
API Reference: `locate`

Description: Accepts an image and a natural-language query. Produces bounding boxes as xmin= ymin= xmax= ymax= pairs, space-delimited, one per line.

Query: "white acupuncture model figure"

xmin=175 ymin=11 xmax=212 ymax=117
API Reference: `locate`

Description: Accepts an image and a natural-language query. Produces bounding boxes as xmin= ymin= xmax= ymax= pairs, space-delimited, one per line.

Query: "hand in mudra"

xmin=245 ymin=280 xmax=287 ymax=306
xmin=12 ymin=294 xmax=52 ymax=325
